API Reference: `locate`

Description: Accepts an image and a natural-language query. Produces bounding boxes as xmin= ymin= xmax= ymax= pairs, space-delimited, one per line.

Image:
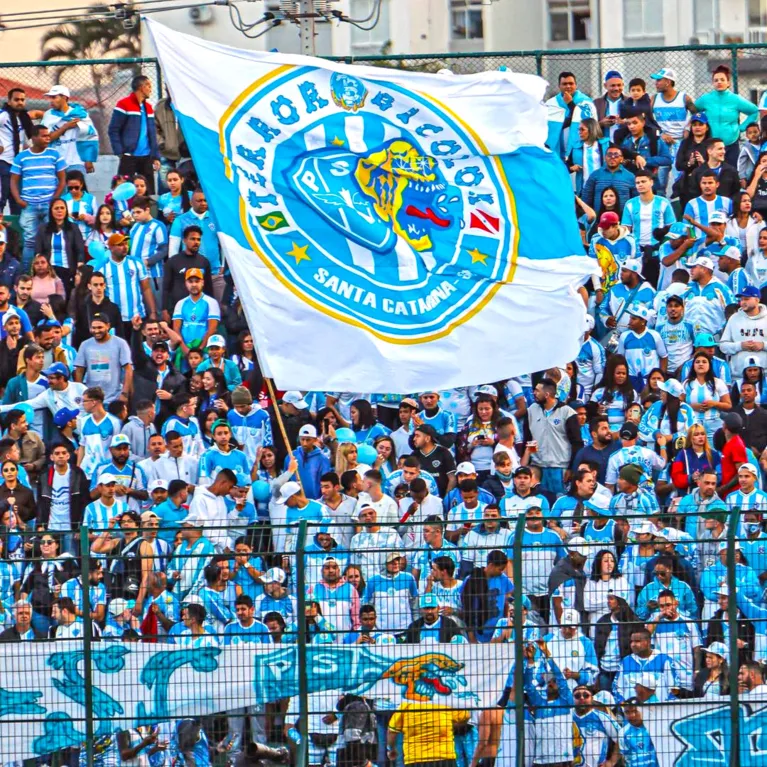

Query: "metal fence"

xmin=1 ymin=509 xmax=760 ymax=766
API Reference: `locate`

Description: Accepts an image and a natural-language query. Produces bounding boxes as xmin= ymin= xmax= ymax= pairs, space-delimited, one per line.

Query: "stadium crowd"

xmin=1 ymin=65 xmax=767 ymax=767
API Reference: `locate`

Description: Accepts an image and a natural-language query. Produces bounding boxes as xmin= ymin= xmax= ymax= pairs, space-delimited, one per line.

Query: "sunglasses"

xmin=41 ymin=539 xmax=55 ymax=545
xmin=573 ymin=693 xmax=591 ymax=700
xmin=67 ymin=185 xmax=81 ymax=191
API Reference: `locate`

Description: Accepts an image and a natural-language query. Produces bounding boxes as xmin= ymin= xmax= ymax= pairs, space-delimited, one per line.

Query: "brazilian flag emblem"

xmin=257 ymin=211 xmax=289 ymax=231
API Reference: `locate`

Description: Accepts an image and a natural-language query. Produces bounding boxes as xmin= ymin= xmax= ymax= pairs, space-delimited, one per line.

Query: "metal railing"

xmin=0 ymin=508 xmax=759 ymax=767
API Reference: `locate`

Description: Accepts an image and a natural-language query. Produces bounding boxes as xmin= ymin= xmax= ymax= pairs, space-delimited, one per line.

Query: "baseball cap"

xmin=691 ymin=112 xmax=709 ymax=124
xmin=664 ymin=222 xmax=693 ymax=242
xmin=0 ymin=229 xmax=6 ymax=245
xmin=148 ymin=479 xmax=168 ymax=493
xmin=282 ymin=391 xmax=309 ymax=410
xmin=585 ymin=314 xmax=595 ymax=331
xmin=604 ymin=69 xmax=623 ymax=82
xmin=261 ymin=567 xmax=287 ymax=585
xmin=152 ymin=340 xmax=169 ymax=352
xmin=298 ymin=424 xmax=317 ymax=438
xmin=42 ymin=362 xmax=70 ymax=379
xmin=737 ymin=285 xmax=761 ymax=299
xmin=45 ymin=85 xmax=71 ymax=98
xmin=739 ymin=462 xmax=760 ymax=476
xmin=141 ymin=511 xmax=160 ymax=525
xmin=717 ymin=245 xmax=742 ymax=262
xmin=111 ymin=434 xmax=131 ymax=448
xmin=1 ymin=308 xmax=19 ymax=326
xmin=631 ymin=520 xmax=655 ymax=539
xmin=620 ymin=464 xmax=644 ymax=486
xmin=657 ymin=379 xmax=684 ymax=398
xmin=619 ymin=422 xmax=638 ymax=440
xmin=185 ymin=268 xmax=204 ymax=280
xmin=568 ymin=536 xmax=589 ymax=557
xmin=419 ymin=593 xmax=439 ymax=609
xmin=650 ymin=68 xmax=677 ymax=82
xmin=279 ymin=481 xmax=301 ymax=502
xmin=716 ymin=583 xmax=730 ymax=596
xmin=585 ymin=494 xmax=612 ymax=515
xmin=181 ymin=594 xmax=204 ymax=607
xmin=703 ymin=641 xmax=728 ymax=659
xmin=722 ymin=412 xmax=743 ymax=432
xmin=593 ymin=691 xmax=616 ymax=708
xmin=694 ymin=333 xmax=717 ymax=348
xmin=53 ymin=407 xmax=79 ymax=428
xmin=107 ymin=232 xmax=129 ymax=247
xmin=473 ymin=384 xmax=498 ymax=399
xmin=708 ymin=211 xmax=728 ymax=225
xmin=665 ymin=293 xmax=684 ymax=305
xmin=744 ymin=355 xmax=762 ymax=369
xmin=635 ymin=673 xmax=657 ymax=691
xmin=599 ymin=211 xmax=620 ymax=228
xmin=399 ymin=397 xmax=418 ymax=409
xmin=621 ymin=258 xmax=644 ymax=277
xmin=626 ymin=303 xmax=651 ymax=322
xmin=414 ymin=423 xmax=439 ymax=440
xmin=98 ymin=473 xmax=117 ymax=485
xmin=455 ymin=462 xmax=477 ymax=476
xmin=689 ymin=255 xmax=715 ymax=270
xmin=560 ymin=608 xmax=580 ymax=627
xmin=206 ymin=334 xmax=226 ymax=348
xmin=108 ymin=598 xmax=135 ymax=616
xmin=385 ymin=551 xmax=401 ymax=564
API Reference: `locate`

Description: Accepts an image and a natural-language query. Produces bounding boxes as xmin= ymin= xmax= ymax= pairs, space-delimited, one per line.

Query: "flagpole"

xmin=265 ymin=376 xmax=305 ymax=495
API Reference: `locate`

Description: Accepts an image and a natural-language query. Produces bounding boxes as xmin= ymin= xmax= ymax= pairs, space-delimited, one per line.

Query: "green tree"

xmin=40 ymin=4 xmax=142 ymax=148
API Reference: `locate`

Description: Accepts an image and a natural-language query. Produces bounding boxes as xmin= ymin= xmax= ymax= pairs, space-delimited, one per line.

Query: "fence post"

xmin=295 ymin=520 xmax=309 ymax=767
xmin=80 ymin=525 xmax=94 ymax=767
xmin=534 ymin=52 xmax=543 ymax=78
xmin=512 ymin=514 xmax=527 ymax=767
xmin=726 ymin=507 xmax=740 ymax=767
xmin=730 ymin=46 xmax=739 ymax=93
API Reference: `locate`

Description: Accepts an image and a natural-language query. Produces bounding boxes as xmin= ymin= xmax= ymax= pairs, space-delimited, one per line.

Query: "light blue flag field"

xmin=147 ymin=21 xmax=594 ymax=392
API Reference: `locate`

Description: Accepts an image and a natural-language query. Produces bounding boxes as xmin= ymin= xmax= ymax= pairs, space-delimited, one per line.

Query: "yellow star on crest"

xmin=467 ymin=247 xmax=489 ymax=265
xmin=331 ymin=136 xmax=345 ymax=146
xmin=286 ymin=242 xmax=311 ymax=264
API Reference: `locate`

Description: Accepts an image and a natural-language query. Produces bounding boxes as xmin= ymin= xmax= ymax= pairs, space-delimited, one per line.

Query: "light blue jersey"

xmin=227 ymin=405 xmax=272 ymax=465
xmin=129 ymin=219 xmax=168 ymax=281
xmin=223 ymin=618 xmax=271 ymax=645
xmin=682 ymin=279 xmax=734 ymax=337
xmin=616 ymin=329 xmax=667 ymax=382
xmin=103 ymin=256 xmax=150 ymax=321
xmin=619 ymin=724 xmax=660 ymax=767
xmin=63 ymin=192 xmax=98 ymax=239
xmin=172 ymin=294 xmax=220 ymax=347
xmin=655 ymin=318 xmax=695 ymax=373
xmin=198 ymin=446 xmax=250 ymax=484
xmin=10 ymin=148 xmax=65 ymax=204
xmin=683 ymin=195 xmax=733 ymax=226
xmin=621 ymin=195 xmax=676 ymax=246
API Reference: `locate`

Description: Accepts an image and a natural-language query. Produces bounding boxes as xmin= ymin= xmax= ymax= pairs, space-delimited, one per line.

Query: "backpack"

xmin=341 ymin=698 xmax=377 ymax=745
xmin=460 ymin=566 xmax=494 ymax=633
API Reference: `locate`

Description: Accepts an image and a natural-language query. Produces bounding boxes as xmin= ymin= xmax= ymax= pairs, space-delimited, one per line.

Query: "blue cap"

xmin=691 ymin=113 xmax=709 ymax=125
xmin=419 ymin=593 xmax=439 ymax=609
xmin=737 ymin=285 xmax=761 ymax=299
xmin=694 ymin=333 xmax=717 ymax=347
xmin=53 ymin=407 xmax=79 ymax=428
xmin=42 ymin=362 xmax=70 ymax=379
xmin=604 ymin=70 xmax=622 ymax=82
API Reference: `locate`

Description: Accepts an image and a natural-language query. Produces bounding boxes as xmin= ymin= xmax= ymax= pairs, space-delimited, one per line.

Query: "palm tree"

xmin=40 ymin=4 xmax=142 ymax=149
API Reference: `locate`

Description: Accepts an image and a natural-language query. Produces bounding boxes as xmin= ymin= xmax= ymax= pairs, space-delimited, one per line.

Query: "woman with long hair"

xmin=66 ymin=261 xmax=94 ymax=320
xmin=695 ymin=64 xmax=759 ymax=167
xmin=568 ymin=118 xmax=609 ymax=194
xmin=86 ymin=204 xmax=117 ymax=257
xmin=373 ymin=435 xmax=397 ymax=478
xmin=684 ymin=352 xmax=732 ymax=440
xmin=747 ymin=226 xmax=767 ymax=289
xmin=456 ymin=395 xmax=501 ymax=475
xmin=231 ymin=330 xmax=256 ymax=376
xmin=0 ymin=460 xmax=35 ymax=528
xmin=590 ymin=354 xmax=638 ymax=435
xmin=335 ymin=441 xmax=370 ymax=477
xmin=675 ymin=114 xmax=712 ymax=209
xmin=62 ymin=169 xmax=97 ymax=240
xmin=731 ymin=359 xmax=767 ymax=408
xmin=349 ymin=398 xmax=390 ymax=444
xmin=639 ymin=368 xmax=666 ymax=401
xmin=577 ymin=185 xmax=623 ymax=242
xmin=158 ymin=168 xmax=191 ymax=224
xmin=105 ymin=174 xmax=134 ymax=228
xmin=255 ymin=445 xmax=280 ymax=482
xmin=197 ymin=368 xmax=231 ymax=419
xmin=584 ymin=550 xmax=632 ymax=627
xmin=29 ymin=252 xmax=65 ymax=303
xmin=593 ymin=594 xmax=640 ymax=690
xmin=343 ymin=564 xmax=365 ymax=597
xmin=638 ymin=378 xmax=696 ymax=454
xmin=674 ymin=644 xmax=730 ymax=698
xmin=32 ymin=197 xmax=85 ymax=295
xmin=726 ymin=190 xmax=763 ymax=257
xmin=200 ymin=407 xmax=224 ymax=449
xmin=670 ymin=423 xmax=722 ymax=493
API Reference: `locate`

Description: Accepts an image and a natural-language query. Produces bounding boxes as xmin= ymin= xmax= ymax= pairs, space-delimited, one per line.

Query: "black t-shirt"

xmin=162 ymin=252 xmax=214 ymax=313
xmin=414 ymin=445 xmax=456 ymax=496
xmin=752 ymin=177 xmax=767 ymax=215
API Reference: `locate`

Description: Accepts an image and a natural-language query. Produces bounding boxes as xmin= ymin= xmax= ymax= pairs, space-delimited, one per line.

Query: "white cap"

xmin=474 ymin=384 xmax=498 ymax=399
xmin=657 ymin=379 xmax=685 ymax=399
xmin=298 ymin=424 xmax=317 ymax=438
xmin=632 ymin=520 xmax=655 ymax=538
xmin=206 ymin=334 xmax=226 ymax=348
xmin=149 ymin=479 xmax=168 ymax=492
xmin=739 ymin=462 xmax=759 ymax=476
xmin=98 ymin=473 xmax=117 ymax=485
xmin=568 ymin=536 xmax=589 ymax=557
xmin=717 ymin=582 xmax=729 ymax=596
xmin=2 ymin=308 xmax=19 ymax=325
xmin=709 ymin=210 xmax=728 ymax=224
xmin=279 ymin=481 xmax=301 ymax=502
xmin=261 ymin=567 xmax=287 ymax=585
xmin=650 ymin=68 xmax=677 ymax=83
xmin=635 ymin=672 xmax=657 ymax=691
xmin=455 ymin=462 xmax=477 ymax=475
xmin=593 ymin=690 xmax=616 ymax=707
xmin=282 ymin=391 xmax=309 ymax=410
xmin=621 ymin=258 xmax=644 ymax=277
xmin=560 ymin=608 xmax=580 ymax=627
xmin=584 ymin=314 xmax=595 ymax=331
xmin=703 ymin=641 xmax=728 ymax=659
xmin=627 ymin=302 xmax=652 ymax=322
xmin=44 ymin=85 xmax=71 ymax=98
xmin=181 ymin=594 xmax=204 ymax=606
xmin=108 ymin=598 xmax=133 ymax=616
xmin=690 ymin=255 xmax=715 ymax=270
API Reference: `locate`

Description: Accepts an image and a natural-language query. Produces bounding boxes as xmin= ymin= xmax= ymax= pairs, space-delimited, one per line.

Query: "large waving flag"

xmin=147 ymin=21 xmax=594 ymax=392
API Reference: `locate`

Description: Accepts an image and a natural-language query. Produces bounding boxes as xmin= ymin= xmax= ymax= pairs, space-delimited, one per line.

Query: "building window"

xmin=548 ymin=0 xmax=591 ymax=43
xmin=694 ymin=0 xmax=716 ymax=33
xmin=624 ymin=0 xmax=664 ymax=37
xmin=750 ymin=0 xmax=767 ymax=27
xmin=450 ymin=0 xmax=483 ymax=40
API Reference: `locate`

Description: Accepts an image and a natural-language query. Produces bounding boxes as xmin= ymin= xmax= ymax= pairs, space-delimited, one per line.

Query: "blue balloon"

xmin=87 ymin=240 xmax=107 ymax=261
xmin=251 ymin=480 xmax=271 ymax=503
xmin=334 ymin=427 xmax=356 ymax=444
xmin=357 ymin=444 xmax=378 ymax=465
xmin=112 ymin=181 xmax=137 ymax=202
xmin=15 ymin=404 xmax=35 ymax=425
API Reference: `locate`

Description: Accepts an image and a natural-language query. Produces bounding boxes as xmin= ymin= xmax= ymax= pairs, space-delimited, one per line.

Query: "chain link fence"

xmin=0 ymin=510 xmax=760 ymax=766
xmin=0 ymin=58 xmax=161 ymax=153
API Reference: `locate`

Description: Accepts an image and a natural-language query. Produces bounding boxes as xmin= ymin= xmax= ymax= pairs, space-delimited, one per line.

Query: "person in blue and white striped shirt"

xmin=129 ymin=196 xmax=168 ymax=307
xmin=616 ymin=303 xmax=668 ymax=390
xmin=621 ymin=171 xmax=676 ymax=248
xmin=101 ymin=232 xmax=157 ymax=325
xmin=683 ymin=171 xmax=733 ymax=226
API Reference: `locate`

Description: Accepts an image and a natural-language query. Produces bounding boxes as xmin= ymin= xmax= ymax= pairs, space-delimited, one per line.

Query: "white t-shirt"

xmin=48 ymin=468 xmax=72 ymax=531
